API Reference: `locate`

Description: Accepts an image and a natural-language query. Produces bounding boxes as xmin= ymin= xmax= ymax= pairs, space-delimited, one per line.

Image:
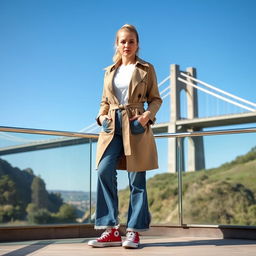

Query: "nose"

xmin=124 ymin=42 xmax=129 ymax=47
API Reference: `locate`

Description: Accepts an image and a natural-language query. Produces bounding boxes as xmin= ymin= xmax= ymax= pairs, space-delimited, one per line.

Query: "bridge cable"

xmin=180 ymin=72 xmax=256 ymax=108
xmin=178 ymin=77 xmax=255 ymax=112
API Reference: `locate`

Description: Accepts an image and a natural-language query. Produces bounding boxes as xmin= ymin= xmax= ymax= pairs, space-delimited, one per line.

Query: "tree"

xmin=31 ymin=176 xmax=48 ymax=209
xmin=48 ymin=192 xmax=63 ymax=213
xmin=0 ymin=175 xmax=16 ymax=205
xmin=26 ymin=203 xmax=52 ymax=224
xmin=23 ymin=168 xmax=34 ymax=175
xmin=54 ymin=204 xmax=77 ymax=223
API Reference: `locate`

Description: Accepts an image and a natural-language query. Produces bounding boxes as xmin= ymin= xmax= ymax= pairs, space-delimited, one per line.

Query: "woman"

xmin=88 ymin=24 xmax=162 ymax=249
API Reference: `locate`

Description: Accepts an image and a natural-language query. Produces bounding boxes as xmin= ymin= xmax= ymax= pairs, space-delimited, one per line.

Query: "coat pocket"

xmin=102 ymin=118 xmax=112 ymax=133
xmin=130 ymin=119 xmax=146 ymax=135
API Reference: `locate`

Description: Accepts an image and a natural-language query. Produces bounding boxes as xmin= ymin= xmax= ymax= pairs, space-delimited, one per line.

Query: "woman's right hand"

xmin=99 ymin=115 xmax=111 ymax=125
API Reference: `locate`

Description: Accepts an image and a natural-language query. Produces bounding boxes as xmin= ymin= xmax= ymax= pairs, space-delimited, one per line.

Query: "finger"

xmin=104 ymin=115 xmax=112 ymax=121
xmin=129 ymin=115 xmax=140 ymax=121
xmin=138 ymin=117 xmax=148 ymax=127
xmin=138 ymin=120 xmax=146 ymax=126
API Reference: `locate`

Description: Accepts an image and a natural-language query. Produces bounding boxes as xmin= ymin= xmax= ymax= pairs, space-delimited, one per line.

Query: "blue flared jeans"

xmin=95 ymin=110 xmax=151 ymax=231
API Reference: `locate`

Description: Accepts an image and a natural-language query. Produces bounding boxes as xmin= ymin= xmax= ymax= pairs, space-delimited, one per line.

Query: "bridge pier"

xmin=168 ymin=64 xmax=205 ymax=173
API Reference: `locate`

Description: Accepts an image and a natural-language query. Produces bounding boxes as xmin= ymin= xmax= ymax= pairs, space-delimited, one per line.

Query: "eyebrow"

xmin=120 ymin=39 xmax=135 ymax=41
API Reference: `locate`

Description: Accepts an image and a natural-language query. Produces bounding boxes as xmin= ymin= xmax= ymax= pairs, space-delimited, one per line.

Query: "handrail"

xmin=154 ymin=127 xmax=256 ymax=138
xmin=0 ymin=126 xmax=99 ymax=139
xmin=0 ymin=126 xmax=255 ymax=139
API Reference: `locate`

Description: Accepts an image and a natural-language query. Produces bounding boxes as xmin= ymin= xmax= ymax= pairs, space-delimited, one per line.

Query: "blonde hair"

xmin=113 ymin=24 xmax=139 ymax=64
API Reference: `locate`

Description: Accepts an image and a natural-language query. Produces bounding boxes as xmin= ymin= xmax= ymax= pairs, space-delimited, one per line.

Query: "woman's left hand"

xmin=130 ymin=115 xmax=149 ymax=127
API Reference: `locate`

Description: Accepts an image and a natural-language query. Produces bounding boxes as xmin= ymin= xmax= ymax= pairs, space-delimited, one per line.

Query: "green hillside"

xmin=0 ymin=158 xmax=77 ymax=225
xmin=119 ymin=146 xmax=256 ymax=226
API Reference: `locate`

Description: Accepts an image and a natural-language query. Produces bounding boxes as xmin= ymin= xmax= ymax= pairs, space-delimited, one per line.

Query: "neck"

xmin=121 ymin=56 xmax=136 ymax=66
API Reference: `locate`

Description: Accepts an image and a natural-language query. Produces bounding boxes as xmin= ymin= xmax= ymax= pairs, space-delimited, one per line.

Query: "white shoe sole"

xmin=122 ymin=241 xmax=139 ymax=249
xmin=88 ymin=240 xmax=122 ymax=248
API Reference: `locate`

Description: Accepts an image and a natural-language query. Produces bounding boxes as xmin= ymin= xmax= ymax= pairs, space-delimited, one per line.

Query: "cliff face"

xmin=0 ymin=159 xmax=35 ymax=218
xmin=0 ymin=158 xmax=63 ymax=223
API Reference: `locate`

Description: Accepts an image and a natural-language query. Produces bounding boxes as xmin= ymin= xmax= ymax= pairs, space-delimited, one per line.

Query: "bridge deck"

xmin=1 ymin=236 xmax=256 ymax=256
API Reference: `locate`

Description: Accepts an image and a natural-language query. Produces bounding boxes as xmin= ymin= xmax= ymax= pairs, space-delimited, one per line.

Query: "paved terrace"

xmin=1 ymin=225 xmax=256 ymax=255
xmin=1 ymin=236 xmax=256 ymax=256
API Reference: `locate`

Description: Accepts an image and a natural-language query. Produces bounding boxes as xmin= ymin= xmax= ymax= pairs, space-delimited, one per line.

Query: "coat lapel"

xmin=129 ymin=66 xmax=147 ymax=97
xmin=105 ymin=66 xmax=119 ymax=103
xmin=105 ymin=57 xmax=149 ymax=103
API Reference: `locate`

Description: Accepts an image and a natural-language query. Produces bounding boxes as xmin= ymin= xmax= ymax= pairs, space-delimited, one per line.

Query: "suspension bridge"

xmin=0 ymin=64 xmax=256 ymax=172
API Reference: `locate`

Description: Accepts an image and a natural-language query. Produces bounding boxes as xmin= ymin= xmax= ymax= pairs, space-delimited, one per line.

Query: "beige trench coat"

xmin=95 ymin=57 xmax=162 ymax=172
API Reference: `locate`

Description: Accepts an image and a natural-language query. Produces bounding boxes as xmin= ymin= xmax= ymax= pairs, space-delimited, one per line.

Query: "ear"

xmin=136 ymin=45 xmax=140 ymax=54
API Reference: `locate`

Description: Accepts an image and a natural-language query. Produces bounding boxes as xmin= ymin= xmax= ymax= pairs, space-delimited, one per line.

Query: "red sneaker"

xmin=88 ymin=228 xmax=122 ymax=248
xmin=122 ymin=231 xmax=140 ymax=249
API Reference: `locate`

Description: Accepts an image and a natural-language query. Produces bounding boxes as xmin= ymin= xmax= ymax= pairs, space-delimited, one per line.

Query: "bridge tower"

xmin=168 ymin=64 xmax=205 ymax=173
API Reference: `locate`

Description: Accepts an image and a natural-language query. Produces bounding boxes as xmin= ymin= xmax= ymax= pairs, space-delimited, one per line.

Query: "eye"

xmin=129 ymin=40 xmax=135 ymax=44
xmin=120 ymin=40 xmax=126 ymax=44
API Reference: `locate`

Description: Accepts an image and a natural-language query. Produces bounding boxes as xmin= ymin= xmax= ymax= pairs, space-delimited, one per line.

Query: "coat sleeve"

xmin=95 ymin=72 xmax=110 ymax=126
xmin=144 ymin=64 xmax=162 ymax=124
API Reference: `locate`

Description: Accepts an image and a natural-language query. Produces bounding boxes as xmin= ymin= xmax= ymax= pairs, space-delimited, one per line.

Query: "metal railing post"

xmin=89 ymin=138 xmax=92 ymax=223
xmin=177 ymin=137 xmax=184 ymax=226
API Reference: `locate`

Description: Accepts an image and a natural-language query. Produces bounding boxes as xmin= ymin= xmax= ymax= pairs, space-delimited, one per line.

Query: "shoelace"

xmin=100 ymin=229 xmax=112 ymax=239
xmin=126 ymin=231 xmax=136 ymax=241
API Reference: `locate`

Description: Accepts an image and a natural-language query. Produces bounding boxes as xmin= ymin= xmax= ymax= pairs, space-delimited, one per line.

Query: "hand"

xmin=130 ymin=114 xmax=149 ymax=127
xmin=99 ymin=115 xmax=111 ymax=125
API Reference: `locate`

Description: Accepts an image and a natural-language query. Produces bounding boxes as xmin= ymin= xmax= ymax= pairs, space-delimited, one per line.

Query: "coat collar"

xmin=105 ymin=56 xmax=149 ymax=73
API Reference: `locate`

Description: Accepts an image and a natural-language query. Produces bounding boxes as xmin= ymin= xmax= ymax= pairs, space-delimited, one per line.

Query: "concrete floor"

xmin=0 ymin=236 xmax=256 ymax=256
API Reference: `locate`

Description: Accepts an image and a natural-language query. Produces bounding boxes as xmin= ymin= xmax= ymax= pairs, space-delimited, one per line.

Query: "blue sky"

xmin=0 ymin=0 xmax=256 ymax=191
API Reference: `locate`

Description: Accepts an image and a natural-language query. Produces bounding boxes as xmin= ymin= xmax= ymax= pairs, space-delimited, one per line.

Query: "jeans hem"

xmin=94 ymin=224 xmax=120 ymax=230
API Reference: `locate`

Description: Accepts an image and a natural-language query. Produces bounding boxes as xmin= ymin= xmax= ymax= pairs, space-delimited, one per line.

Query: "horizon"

xmin=1 ymin=143 xmax=255 ymax=192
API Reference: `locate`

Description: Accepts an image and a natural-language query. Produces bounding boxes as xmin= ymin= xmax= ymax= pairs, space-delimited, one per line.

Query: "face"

xmin=116 ymin=30 xmax=138 ymax=60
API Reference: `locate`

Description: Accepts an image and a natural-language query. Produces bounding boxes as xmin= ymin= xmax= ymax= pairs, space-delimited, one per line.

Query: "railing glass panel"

xmin=0 ymin=126 xmax=255 ymax=228
xmin=182 ymin=132 xmax=256 ymax=225
xmin=0 ymin=132 xmax=95 ymax=226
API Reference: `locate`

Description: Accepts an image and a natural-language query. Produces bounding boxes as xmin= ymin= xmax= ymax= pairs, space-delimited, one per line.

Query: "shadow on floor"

xmin=2 ymin=238 xmax=256 ymax=254
xmin=140 ymin=238 xmax=256 ymax=249
xmin=1 ymin=239 xmax=91 ymax=256
xmin=2 ymin=241 xmax=54 ymax=256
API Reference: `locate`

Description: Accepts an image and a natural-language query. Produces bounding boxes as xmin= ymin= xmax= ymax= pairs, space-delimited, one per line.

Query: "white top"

xmin=113 ymin=64 xmax=136 ymax=105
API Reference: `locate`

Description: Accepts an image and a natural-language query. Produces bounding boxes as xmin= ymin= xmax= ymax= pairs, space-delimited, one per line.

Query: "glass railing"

xmin=0 ymin=126 xmax=255 ymax=228
xmin=155 ymin=127 xmax=256 ymax=226
xmin=181 ymin=132 xmax=256 ymax=226
xmin=0 ymin=127 xmax=98 ymax=226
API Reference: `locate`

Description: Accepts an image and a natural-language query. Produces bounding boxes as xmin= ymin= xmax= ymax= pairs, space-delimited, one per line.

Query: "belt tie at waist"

xmin=109 ymin=103 xmax=144 ymax=156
